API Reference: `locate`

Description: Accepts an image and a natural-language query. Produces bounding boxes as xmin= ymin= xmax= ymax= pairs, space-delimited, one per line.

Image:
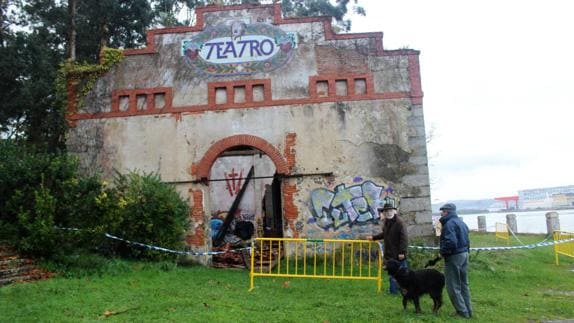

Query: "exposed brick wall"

xmin=189 ymin=133 xmax=298 ymax=243
xmin=66 ymin=80 xmax=78 ymax=127
xmin=282 ymin=182 xmax=299 ymax=238
xmin=315 ymin=46 xmax=369 ymax=75
xmin=284 ymin=133 xmax=296 ymax=172
xmin=207 ymin=79 xmax=272 ymax=109
xmin=123 ymin=3 xmax=386 ymax=57
xmin=70 ymin=72 xmax=417 ymax=122
xmin=196 ymin=134 xmax=289 ymax=181
xmin=408 ymin=54 xmax=424 ymax=105
xmin=189 ymin=162 xmax=199 ymax=178
xmin=112 ymin=87 xmax=173 ymax=113
xmin=309 ymin=74 xmax=374 ymax=99
xmin=186 ymin=189 xmax=206 ymax=247
xmin=282 ymin=133 xmax=298 ymax=237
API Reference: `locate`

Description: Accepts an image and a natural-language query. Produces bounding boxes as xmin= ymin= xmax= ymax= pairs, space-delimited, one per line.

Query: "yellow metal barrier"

xmin=495 ymin=222 xmax=509 ymax=243
xmin=248 ymin=238 xmax=382 ymax=292
xmin=554 ymin=231 xmax=574 ymax=265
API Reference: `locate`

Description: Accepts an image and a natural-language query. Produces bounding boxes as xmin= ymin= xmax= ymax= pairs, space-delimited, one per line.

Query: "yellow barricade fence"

xmin=495 ymin=222 xmax=509 ymax=243
xmin=248 ymin=238 xmax=382 ymax=292
xmin=554 ymin=231 xmax=574 ymax=265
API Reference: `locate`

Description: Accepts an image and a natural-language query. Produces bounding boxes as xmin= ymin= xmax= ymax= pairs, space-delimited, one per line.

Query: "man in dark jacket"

xmin=367 ymin=202 xmax=408 ymax=294
xmin=439 ymin=203 xmax=472 ymax=318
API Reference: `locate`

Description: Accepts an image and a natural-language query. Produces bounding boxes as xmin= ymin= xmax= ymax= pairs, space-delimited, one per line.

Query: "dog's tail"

xmin=424 ymin=256 xmax=442 ymax=268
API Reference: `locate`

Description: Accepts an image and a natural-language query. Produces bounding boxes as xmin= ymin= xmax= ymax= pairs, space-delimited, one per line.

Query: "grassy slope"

xmin=1 ymin=233 xmax=573 ymax=322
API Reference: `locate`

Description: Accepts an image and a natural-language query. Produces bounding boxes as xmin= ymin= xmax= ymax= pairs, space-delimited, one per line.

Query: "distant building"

xmin=551 ymin=193 xmax=574 ymax=208
xmin=519 ymin=185 xmax=574 ymax=209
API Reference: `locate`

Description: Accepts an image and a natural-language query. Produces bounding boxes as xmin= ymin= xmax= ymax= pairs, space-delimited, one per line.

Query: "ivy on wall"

xmin=56 ymin=48 xmax=124 ymax=114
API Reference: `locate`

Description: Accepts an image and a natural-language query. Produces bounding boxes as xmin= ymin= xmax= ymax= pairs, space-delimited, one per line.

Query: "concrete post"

xmin=545 ymin=212 xmax=560 ymax=236
xmin=477 ymin=216 xmax=486 ymax=232
xmin=506 ymin=214 xmax=517 ymax=234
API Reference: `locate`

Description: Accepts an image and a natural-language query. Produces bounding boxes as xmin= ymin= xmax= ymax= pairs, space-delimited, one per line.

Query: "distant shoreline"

xmin=457 ymin=206 xmax=574 ymax=215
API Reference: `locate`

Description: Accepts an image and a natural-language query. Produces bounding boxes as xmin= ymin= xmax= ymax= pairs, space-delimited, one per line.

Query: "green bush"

xmin=0 ymin=140 xmax=84 ymax=257
xmin=0 ymin=140 xmax=189 ymax=263
xmin=0 ymin=140 xmax=73 ymax=226
xmin=98 ymin=171 xmax=190 ymax=261
xmin=57 ymin=175 xmax=112 ymax=251
xmin=7 ymin=185 xmax=58 ymax=257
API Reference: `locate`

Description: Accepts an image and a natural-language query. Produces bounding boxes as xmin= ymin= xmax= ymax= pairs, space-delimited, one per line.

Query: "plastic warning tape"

xmin=103 ymin=233 xmax=250 ymax=256
xmin=408 ymin=237 xmax=574 ymax=251
xmin=56 ymin=226 xmax=250 ymax=256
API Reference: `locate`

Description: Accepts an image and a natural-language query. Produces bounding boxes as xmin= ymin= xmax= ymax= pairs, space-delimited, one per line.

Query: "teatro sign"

xmin=182 ymin=21 xmax=297 ymax=76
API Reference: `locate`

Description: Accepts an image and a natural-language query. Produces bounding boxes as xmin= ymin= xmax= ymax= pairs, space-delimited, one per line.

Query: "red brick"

xmin=122 ymin=3 xmax=387 ymax=58
xmin=186 ymin=189 xmax=206 ymax=247
xmin=284 ymin=133 xmax=297 ymax=172
xmin=68 ymin=4 xmax=423 ymax=122
xmin=315 ymin=46 xmax=369 ymax=75
xmin=282 ymin=182 xmax=299 ymax=238
xmin=196 ymin=135 xmax=289 ymax=180
xmin=408 ymin=54 xmax=424 ymax=105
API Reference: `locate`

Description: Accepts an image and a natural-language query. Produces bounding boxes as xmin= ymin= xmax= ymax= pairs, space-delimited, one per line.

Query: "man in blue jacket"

xmin=439 ymin=203 xmax=473 ymax=318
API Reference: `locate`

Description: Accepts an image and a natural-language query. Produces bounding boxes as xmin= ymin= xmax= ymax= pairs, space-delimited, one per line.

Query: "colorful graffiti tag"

xmin=309 ymin=181 xmax=395 ymax=229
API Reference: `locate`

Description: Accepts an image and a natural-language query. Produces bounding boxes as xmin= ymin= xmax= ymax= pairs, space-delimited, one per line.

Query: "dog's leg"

xmin=431 ymin=292 xmax=442 ymax=313
xmin=402 ymin=296 xmax=408 ymax=310
xmin=413 ymin=296 xmax=421 ymax=313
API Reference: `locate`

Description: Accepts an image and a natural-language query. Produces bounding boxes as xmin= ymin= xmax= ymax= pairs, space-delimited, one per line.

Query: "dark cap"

xmin=377 ymin=203 xmax=397 ymax=212
xmin=439 ymin=203 xmax=456 ymax=211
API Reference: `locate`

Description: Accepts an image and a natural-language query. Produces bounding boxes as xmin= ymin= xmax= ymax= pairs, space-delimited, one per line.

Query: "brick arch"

xmin=196 ymin=134 xmax=289 ymax=181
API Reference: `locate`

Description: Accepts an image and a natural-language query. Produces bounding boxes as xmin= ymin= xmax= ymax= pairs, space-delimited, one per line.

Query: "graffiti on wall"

xmin=224 ymin=168 xmax=244 ymax=196
xmin=309 ymin=181 xmax=396 ymax=229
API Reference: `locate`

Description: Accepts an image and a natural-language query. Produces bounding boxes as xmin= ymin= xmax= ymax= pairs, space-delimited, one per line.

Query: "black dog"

xmin=384 ymin=258 xmax=445 ymax=314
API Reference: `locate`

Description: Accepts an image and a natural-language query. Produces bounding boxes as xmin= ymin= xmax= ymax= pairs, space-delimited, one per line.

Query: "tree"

xmin=0 ymin=28 xmax=65 ymax=149
xmin=281 ymin=0 xmax=364 ymax=32
xmin=155 ymin=1 xmax=364 ymax=31
xmin=21 ymin=0 xmax=155 ymax=63
xmin=67 ymin=0 xmax=76 ymax=61
xmin=74 ymin=0 xmax=154 ymax=62
xmin=153 ymin=0 xmax=196 ymax=27
xmin=0 ymin=0 xmax=156 ymax=149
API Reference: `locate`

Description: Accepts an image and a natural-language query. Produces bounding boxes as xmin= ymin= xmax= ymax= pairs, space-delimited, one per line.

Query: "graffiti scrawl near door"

xmin=309 ymin=181 xmax=395 ymax=229
xmin=224 ymin=168 xmax=243 ymax=196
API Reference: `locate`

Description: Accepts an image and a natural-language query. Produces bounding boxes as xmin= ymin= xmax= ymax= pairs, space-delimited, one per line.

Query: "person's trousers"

xmin=389 ymin=259 xmax=408 ymax=294
xmin=444 ymin=252 xmax=472 ymax=317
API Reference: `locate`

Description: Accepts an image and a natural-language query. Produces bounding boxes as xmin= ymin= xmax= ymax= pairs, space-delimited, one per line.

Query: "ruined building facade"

xmin=67 ymin=4 xmax=432 ymax=263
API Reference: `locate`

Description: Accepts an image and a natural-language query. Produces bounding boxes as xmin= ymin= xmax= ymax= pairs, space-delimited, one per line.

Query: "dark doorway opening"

xmin=263 ymin=174 xmax=283 ymax=237
xmin=208 ymin=146 xmax=283 ymax=267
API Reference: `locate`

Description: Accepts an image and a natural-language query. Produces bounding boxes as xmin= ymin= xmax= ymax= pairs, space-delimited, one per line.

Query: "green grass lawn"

xmin=1 ymin=233 xmax=573 ymax=322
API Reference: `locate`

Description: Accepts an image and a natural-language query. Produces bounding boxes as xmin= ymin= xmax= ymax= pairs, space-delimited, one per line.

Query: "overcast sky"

xmin=347 ymin=0 xmax=574 ymax=203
